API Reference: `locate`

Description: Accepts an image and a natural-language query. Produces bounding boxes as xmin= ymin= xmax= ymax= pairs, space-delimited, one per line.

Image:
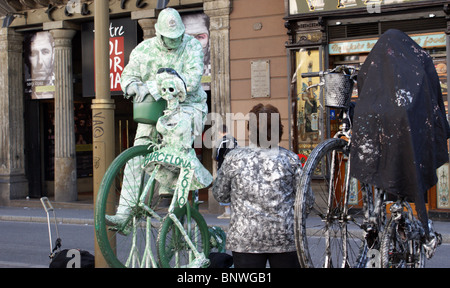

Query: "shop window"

xmin=293 ymin=47 xmax=324 ymax=170
xmin=328 ymin=41 xmax=449 ymax=211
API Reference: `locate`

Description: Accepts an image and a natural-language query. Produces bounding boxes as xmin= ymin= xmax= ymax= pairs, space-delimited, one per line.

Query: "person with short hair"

xmin=212 ymin=103 xmax=302 ymax=268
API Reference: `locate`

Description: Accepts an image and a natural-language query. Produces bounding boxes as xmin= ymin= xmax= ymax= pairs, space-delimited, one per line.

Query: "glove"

xmin=125 ymin=82 xmax=150 ymax=102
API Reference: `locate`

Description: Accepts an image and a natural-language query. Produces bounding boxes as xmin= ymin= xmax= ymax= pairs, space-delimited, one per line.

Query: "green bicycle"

xmin=95 ymin=69 xmax=225 ymax=268
xmin=95 ymin=143 xmax=227 ymax=268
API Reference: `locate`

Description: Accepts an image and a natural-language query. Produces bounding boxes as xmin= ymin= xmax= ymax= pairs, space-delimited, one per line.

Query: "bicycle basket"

xmin=323 ymin=73 xmax=354 ymax=108
xmin=133 ymin=97 xmax=167 ymax=124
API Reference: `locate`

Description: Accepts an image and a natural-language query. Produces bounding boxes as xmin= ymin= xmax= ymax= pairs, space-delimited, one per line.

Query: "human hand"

xmin=126 ymin=82 xmax=150 ymax=102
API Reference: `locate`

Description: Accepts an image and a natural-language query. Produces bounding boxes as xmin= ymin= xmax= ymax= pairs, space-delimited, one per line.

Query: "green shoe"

xmin=105 ymin=214 xmax=132 ymax=236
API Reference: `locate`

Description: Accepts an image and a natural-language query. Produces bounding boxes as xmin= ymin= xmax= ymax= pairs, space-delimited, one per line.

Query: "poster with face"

xmin=182 ymin=12 xmax=211 ymax=91
xmin=24 ymin=31 xmax=55 ymax=99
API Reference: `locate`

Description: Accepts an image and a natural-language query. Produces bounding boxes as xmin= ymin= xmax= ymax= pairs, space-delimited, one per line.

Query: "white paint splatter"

xmin=395 ymin=89 xmax=413 ymax=107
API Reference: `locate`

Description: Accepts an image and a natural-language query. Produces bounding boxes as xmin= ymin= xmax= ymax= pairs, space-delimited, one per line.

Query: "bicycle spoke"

xmin=157 ymin=206 xmax=210 ymax=268
xmin=95 ymin=146 xmax=162 ymax=268
xmin=295 ymin=138 xmax=372 ymax=268
xmin=380 ymin=205 xmax=426 ymax=268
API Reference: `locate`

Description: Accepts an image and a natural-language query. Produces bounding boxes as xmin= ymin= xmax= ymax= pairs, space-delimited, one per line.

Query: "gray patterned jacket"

xmin=212 ymin=146 xmax=302 ymax=253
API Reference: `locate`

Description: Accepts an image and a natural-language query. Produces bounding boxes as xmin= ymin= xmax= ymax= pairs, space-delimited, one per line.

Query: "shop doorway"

xmin=24 ymin=100 xmax=44 ymax=198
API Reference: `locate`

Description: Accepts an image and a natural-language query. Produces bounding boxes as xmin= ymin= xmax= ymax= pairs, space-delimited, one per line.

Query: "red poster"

xmin=110 ymin=36 xmax=124 ymax=91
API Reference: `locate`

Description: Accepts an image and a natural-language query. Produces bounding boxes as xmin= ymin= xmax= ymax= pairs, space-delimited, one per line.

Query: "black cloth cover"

xmin=350 ymin=29 xmax=450 ymax=231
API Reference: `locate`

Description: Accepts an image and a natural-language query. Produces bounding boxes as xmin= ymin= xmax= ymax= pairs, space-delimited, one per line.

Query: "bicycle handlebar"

xmin=301 ymin=65 xmax=358 ymax=79
xmin=301 ymin=72 xmax=322 ymax=78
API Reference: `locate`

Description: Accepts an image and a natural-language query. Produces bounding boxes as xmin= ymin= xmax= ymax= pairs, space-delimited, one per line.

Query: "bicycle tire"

xmin=95 ymin=145 xmax=160 ymax=268
xmin=157 ymin=204 xmax=210 ymax=268
xmin=294 ymin=138 xmax=374 ymax=268
xmin=380 ymin=217 xmax=425 ymax=268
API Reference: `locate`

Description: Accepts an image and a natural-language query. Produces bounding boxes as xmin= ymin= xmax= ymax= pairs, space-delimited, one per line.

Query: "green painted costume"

xmin=120 ymin=9 xmax=208 ymax=145
xmin=106 ymin=8 xmax=211 ymax=229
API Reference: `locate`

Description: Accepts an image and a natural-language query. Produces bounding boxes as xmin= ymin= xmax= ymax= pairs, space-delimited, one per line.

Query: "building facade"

xmin=0 ymin=0 xmax=235 ymax=208
xmin=1 ymin=0 xmax=449 ymax=218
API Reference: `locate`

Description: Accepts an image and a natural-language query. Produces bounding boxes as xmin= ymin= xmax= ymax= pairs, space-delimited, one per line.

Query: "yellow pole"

xmin=93 ymin=0 xmax=115 ymax=268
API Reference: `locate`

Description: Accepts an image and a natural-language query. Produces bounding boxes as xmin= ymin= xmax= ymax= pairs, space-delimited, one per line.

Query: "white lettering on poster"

xmin=109 ymin=23 xmax=125 ymax=91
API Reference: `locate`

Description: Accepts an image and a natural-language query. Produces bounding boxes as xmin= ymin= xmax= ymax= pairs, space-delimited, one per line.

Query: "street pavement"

xmin=1 ymin=198 xmax=450 ymax=243
xmin=1 ymin=198 xmax=450 ymax=269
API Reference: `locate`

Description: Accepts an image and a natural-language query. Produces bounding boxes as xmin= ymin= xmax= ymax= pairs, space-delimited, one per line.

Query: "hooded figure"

xmin=106 ymin=8 xmax=208 ymax=230
xmin=350 ymin=29 xmax=450 ymax=234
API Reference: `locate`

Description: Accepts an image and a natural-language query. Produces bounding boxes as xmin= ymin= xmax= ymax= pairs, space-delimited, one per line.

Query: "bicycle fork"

xmin=166 ymin=167 xmax=209 ymax=268
xmin=123 ymin=165 xmax=161 ymax=268
xmin=167 ymin=207 xmax=208 ymax=267
xmin=136 ymin=163 xmax=209 ymax=268
xmin=325 ymin=148 xmax=352 ymax=268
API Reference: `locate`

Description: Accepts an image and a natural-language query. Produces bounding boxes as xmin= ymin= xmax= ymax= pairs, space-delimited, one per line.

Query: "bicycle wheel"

xmin=380 ymin=217 xmax=425 ymax=268
xmin=295 ymin=138 xmax=374 ymax=268
xmin=95 ymin=145 xmax=161 ymax=268
xmin=157 ymin=204 xmax=210 ymax=268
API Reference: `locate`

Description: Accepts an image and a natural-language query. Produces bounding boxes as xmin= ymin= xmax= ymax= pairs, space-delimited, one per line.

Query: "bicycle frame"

xmin=125 ymin=166 xmax=161 ymax=268
xmin=125 ymin=149 xmax=209 ymax=268
xmin=96 ymin=69 xmax=220 ymax=268
xmin=331 ymin=108 xmax=388 ymax=267
xmin=302 ymin=65 xmax=385 ymax=267
xmin=298 ymin=64 xmax=441 ymax=268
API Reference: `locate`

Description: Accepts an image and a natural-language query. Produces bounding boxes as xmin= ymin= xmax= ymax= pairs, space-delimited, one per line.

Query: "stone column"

xmin=204 ymin=0 xmax=232 ymax=213
xmin=50 ymin=29 xmax=77 ymax=202
xmin=204 ymin=0 xmax=232 ymax=117
xmin=138 ymin=18 xmax=157 ymax=40
xmin=0 ymin=28 xmax=28 ymax=205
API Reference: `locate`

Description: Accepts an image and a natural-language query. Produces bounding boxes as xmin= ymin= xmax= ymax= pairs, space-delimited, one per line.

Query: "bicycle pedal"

xmin=436 ymin=232 xmax=442 ymax=246
xmin=200 ymin=258 xmax=211 ymax=268
xmin=186 ymin=255 xmax=210 ymax=268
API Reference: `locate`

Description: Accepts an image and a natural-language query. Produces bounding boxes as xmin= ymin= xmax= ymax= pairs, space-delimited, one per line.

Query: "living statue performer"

xmin=143 ymin=69 xmax=212 ymax=197
xmin=106 ymin=8 xmax=209 ymax=227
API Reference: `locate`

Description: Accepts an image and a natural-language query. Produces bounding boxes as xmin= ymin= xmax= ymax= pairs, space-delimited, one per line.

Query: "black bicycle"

xmin=294 ymin=65 xmax=441 ymax=268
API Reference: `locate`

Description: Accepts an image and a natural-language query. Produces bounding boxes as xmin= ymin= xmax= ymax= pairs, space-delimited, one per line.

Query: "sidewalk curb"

xmin=1 ymin=199 xmax=449 ymax=244
xmin=0 ymin=213 xmax=231 ymax=231
xmin=0 ymin=215 xmax=94 ymax=225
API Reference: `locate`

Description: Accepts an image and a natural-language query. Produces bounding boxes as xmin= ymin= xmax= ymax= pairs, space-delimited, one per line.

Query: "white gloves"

xmin=125 ymin=82 xmax=151 ymax=103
